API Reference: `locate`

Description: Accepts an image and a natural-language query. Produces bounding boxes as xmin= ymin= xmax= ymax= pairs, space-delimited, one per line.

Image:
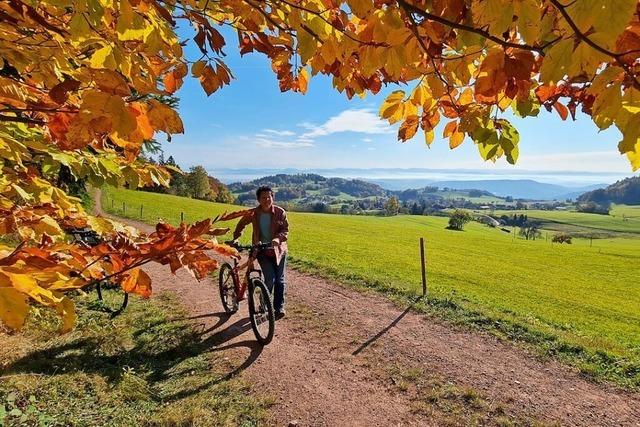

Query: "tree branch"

xmin=0 ymin=115 xmax=44 ymax=125
xmin=548 ymin=0 xmax=640 ymax=89
xmin=397 ymin=0 xmax=547 ymax=54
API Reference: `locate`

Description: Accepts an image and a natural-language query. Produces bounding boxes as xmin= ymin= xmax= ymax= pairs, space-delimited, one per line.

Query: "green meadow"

xmin=101 ymin=187 xmax=640 ymax=389
xmin=490 ymin=205 xmax=640 ymax=235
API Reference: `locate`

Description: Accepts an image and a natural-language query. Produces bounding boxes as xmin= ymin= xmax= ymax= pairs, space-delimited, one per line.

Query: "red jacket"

xmin=233 ymin=205 xmax=289 ymax=264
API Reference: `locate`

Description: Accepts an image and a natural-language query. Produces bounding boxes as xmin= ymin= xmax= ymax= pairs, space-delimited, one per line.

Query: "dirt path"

xmin=93 ymin=190 xmax=640 ymax=426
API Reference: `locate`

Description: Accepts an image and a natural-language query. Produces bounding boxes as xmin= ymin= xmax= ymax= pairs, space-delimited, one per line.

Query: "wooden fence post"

xmin=140 ymin=204 xmax=143 ymax=219
xmin=420 ymin=237 xmax=427 ymax=296
xmin=180 ymin=211 xmax=184 ymax=223
xmin=122 ymin=201 xmax=126 ymax=214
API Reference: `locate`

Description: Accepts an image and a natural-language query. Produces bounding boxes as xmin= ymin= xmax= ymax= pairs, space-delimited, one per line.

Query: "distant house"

xmin=479 ymin=205 xmax=492 ymax=210
xmin=555 ymin=206 xmax=568 ymax=210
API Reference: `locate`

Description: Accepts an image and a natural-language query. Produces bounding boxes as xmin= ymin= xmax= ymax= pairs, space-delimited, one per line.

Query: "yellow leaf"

xmin=514 ymin=0 xmax=541 ymax=43
xmin=90 ymin=45 xmax=117 ymax=70
xmin=0 ymin=287 xmax=30 ymax=331
xmin=56 ymin=296 xmax=76 ymax=333
xmin=298 ymin=68 xmax=309 ymax=94
xmin=471 ymin=0 xmax=513 ymax=35
xmin=347 ymin=0 xmax=373 ymax=19
xmin=0 ymin=271 xmax=61 ymax=306
xmin=410 ymin=84 xmax=431 ymax=107
xmin=379 ymin=90 xmax=405 ymax=119
xmin=539 ymin=39 xmax=574 ymax=83
xmin=568 ymin=41 xmax=607 ymax=78
xmin=424 ymin=129 xmax=435 ymax=147
xmin=592 ymin=0 xmax=637 ymax=44
xmin=298 ymin=30 xmax=318 ymax=64
xmin=87 ymin=215 xmax=115 ymax=235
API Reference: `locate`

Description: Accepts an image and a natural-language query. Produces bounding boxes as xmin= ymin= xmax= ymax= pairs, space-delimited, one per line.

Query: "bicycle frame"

xmin=228 ymin=251 xmax=263 ymax=302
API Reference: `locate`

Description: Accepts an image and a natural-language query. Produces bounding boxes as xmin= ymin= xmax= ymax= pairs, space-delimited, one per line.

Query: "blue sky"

xmin=160 ymin=27 xmax=635 ymax=181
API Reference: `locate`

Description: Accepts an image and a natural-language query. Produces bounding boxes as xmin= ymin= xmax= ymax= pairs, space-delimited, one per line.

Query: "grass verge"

xmin=0 ymin=291 xmax=271 ymax=426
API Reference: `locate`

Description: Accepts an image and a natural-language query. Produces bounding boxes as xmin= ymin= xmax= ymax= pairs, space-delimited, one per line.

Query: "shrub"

xmin=552 ymin=233 xmax=572 ymax=244
xmin=447 ymin=209 xmax=472 ymax=231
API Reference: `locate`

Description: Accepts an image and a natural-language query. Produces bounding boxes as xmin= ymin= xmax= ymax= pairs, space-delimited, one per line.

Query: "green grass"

xmin=491 ymin=205 xmax=640 ymax=234
xmin=101 ymin=187 xmax=640 ymax=390
xmin=0 ymin=290 xmax=271 ymax=426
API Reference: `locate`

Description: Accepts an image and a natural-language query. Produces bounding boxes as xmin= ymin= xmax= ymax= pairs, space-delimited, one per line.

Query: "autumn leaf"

xmin=0 ymin=287 xmax=30 ymax=331
xmin=398 ymin=115 xmax=419 ymax=141
xmin=121 ymin=268 xmax=152 ymax=298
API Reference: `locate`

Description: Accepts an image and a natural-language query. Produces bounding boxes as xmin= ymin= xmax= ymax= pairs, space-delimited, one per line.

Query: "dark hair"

xmin=256 ymin=185 xmax=273 ymax=200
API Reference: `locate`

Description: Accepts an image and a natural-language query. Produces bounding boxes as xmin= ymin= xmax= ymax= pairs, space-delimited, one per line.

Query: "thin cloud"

xmin=255 ymin=137 xmax=314 ymax=148
xmin=363 ymin=138 xmax=373 ymax=143
xmin=300 ymin=109 xmax=393 ymax=139
xmin=264 ymin=129 xmax=296 ymax=137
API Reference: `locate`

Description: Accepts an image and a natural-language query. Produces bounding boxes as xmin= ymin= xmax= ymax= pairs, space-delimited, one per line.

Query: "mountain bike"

xmin=69 ymin=228 xmax=129 ymax=316
xmin=218 ymin=241 xmax=275 ymax=345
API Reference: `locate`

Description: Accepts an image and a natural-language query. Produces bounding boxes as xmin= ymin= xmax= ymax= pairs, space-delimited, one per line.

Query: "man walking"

xmin=232 ymin=185 xmax=289 ymax=319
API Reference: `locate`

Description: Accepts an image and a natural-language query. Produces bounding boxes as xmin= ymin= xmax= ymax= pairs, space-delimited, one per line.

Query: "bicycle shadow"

xmin=351 ymin=298 xmax=418 ymax=356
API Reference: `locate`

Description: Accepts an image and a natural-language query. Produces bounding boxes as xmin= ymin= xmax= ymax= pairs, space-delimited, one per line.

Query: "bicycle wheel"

xmin=95 ymin=281 xmax=129 ymax=316
xmin=248 ymin=278 xmax=275 ymax=345
xmin=218 ymin=263 xmax=239 ymax=314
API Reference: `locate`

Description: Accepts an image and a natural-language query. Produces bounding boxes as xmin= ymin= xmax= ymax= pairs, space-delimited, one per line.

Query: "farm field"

xmin=489 ymin=205 xmax=640 ymax=235
xmin=101 ymin=187 xmax=640 ymax=388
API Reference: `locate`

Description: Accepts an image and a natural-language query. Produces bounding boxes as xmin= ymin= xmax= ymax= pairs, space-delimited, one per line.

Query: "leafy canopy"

xmin=1 ymin=0 xmax=639 ymax=331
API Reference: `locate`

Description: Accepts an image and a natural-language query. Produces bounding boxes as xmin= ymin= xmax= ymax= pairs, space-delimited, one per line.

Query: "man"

xmin=232 ymin=185 xmax=289 ymax=319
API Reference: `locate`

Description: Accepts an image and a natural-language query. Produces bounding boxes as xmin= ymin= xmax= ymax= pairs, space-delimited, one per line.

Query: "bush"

xmin=552 ymin=233 xmax=572 ymax=244
xmin=447 ymin=209 xmax=472 ymax=231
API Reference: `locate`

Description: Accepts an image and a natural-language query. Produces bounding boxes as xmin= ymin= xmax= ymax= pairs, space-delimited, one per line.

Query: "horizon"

xmin=204 ymin=166 xmax=631 ymax=188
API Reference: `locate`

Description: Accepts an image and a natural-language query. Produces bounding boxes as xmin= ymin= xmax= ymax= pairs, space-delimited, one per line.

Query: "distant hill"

xmin=578 ymin=176 xmax=640 ymax=205
xmin=228 ymin=173 xmax=390 ymax=206
xmin=423 ymin=180 xmax=605 ymax=200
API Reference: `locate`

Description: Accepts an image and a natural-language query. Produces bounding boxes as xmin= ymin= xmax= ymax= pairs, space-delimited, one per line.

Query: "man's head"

xmin=256 ymin=185 xmax=274 ymax=210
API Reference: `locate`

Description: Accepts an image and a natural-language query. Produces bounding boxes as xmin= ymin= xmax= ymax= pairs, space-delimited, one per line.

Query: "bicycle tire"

xmin=95 ymin=281 xmax=129 ymax=316
xmin=248 ymin=278 xmax=275 ymax=345
xmin=218 ymin=263 xmax=239 ymax=314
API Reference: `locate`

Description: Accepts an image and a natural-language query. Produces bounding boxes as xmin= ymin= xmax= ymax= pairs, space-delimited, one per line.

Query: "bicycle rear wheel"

xmin=95 ymin=281 xmax=129 ymax=316
xmin=219 ymin=263 xmax=239 ymax=314
xmin=248 ymin=278 xmax=275 ymax=345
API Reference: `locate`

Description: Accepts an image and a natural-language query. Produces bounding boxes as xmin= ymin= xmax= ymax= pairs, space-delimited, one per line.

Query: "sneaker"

xmin=275 ymin=310 xmax=286 ymax=320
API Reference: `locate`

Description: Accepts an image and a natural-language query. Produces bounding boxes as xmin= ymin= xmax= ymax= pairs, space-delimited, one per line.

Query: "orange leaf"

xmin=164 ymin=72 xmax=178 ymax=94
xmin=398 ymin=115 xmax=419 ymax=142
xmin=443 ymin=120 xmax=457 ymax=137
xmin=553 ymin=101 xmax=568 ymax=121
xmin=449 ymin=131 xmax=465 ymax=149
xmin=219 ymin=209 xmax=253 ymax=221
xmin=121 ymin=268 xmax=152 ymax=298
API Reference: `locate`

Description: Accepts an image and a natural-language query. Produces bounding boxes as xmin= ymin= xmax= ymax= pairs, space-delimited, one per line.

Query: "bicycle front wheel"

xmin=96 ymin=281 xmax=129 ymax=316
xmin=219 ymin=263 xmax=239 ymax=314
xmin=248 ymin=278 xmax=275 ymax=345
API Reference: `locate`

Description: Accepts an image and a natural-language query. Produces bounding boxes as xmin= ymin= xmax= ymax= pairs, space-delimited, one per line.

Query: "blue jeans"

xmin=257 ymin=253 xmax=286 ymax=312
